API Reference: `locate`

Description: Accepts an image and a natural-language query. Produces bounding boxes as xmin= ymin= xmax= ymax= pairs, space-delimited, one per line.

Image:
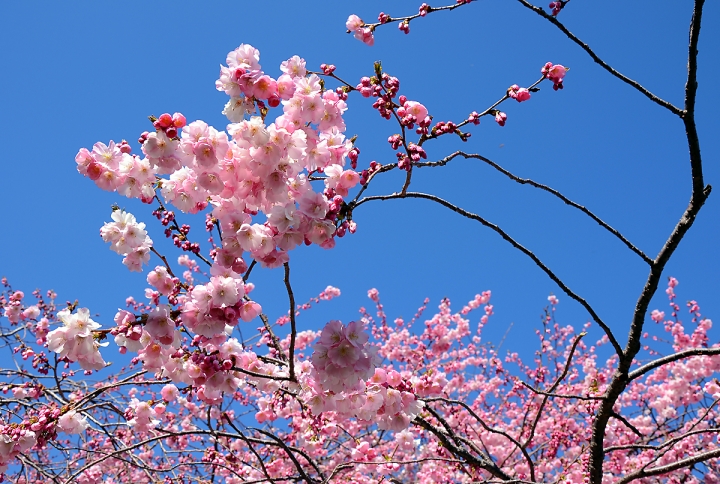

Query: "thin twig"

xmin=515 ymin=0 xmax=683 ymax=116
xmin=416 ymin=151 xmax=653 ymax=265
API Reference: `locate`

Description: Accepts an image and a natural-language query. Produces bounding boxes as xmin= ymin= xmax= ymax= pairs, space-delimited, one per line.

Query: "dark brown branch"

xmin=515 ymin=0 xmax=683 ymax=116
xmin=423 ymin=396 xmax=536 ymax=481
xmin=252 ymin=427 xmax=324 ymax=483
xmin=413 ymin=415 xmax=513 ymax=481
xmin=519 ymin=380 xmax=602 ymax=401
xmin=610 ymin=411 xmax=643 ymax=438
xmin=283 ymin=262 xmax=298 ymax=382
xmin=588 ymin=182 xmax=711 ymax=483
xmin=416 ymin=151 xmax=653 ymax=265
xmin=616 ymin=448 xmax=720 ymax=484
xmin=353 ymin=192 xmax=623 ymax=356
xmin=628 ymin=347 xmax=720 ymax=382
xmin=683 ymin=0 xmax=706 ymax=196
xmin=605 ymin=427 xmax=720 ymax=453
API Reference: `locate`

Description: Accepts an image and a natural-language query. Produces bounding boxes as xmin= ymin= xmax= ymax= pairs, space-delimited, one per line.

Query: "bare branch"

xmin=514 ymin=0 xmax=683 ymax=116
xmin=353 ymin=192 xmax=623 ymax=356
xmin=616 ymin=448 xmax=720 ymax=484
xmin=628 ymin=347 xmax=720 ymax=382
xmin=683 ymin=0 xmax=706 ymax=196
xmin=284 ymin=262 xmax=298 ymax=382
xmin=415 ymin=151 xmax=653 ymax=265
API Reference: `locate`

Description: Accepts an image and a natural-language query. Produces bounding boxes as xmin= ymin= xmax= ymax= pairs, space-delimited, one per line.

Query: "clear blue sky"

xmin=1 ymin=1 xmax=718 ymax=358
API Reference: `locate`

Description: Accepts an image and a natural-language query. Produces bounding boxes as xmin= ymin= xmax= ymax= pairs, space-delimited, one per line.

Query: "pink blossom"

xmin=346 ymin=14 xmax=364 ymax=32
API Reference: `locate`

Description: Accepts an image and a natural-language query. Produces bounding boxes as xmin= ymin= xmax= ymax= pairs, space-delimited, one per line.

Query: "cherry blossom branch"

xmin=522 ymin=332 xmax=586 ymax=451
xmin=252 ymin=427 xmax=325 ymax=483
xmin=353 ymin=191 xmax=623 ymax=356
xmin=413 ymin=415 xmax=513 ymax=481
xmin=628 ymin=347 xmax=720 ymax=382
xmin=615 ymin=447 xmax=720 ymax=484
xmin=222 ymin=412 xmax=274 ymax=483
xmin=422 ymin=396 xmax=536 ymax=481
xmin=245 ymin=293 xmax=286 ymax=361
xmin=63 ymin=428 xmax=299 ymax=484
xmin=283 ymin=262 xmax=298 ymax=382
xmin=350 ymin=1 xmax=475 ymax=34
xmin=518 ymin=381 xmax=602 ymax=401
xmin=415 ymin=151 xmax=652 ymax=264
xmin=514 ymin=0 xmax=683 ymax=116
xmin=325 ymin=457 xmax=465 ymax=483
xmin=152 ymin=194 xmax=212 ymax=267
xmin=605 ymin=427 xmax=720 ymax=454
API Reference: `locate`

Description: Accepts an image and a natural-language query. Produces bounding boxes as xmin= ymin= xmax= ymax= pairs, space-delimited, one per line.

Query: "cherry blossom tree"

xmin=0 ymin=1 xmax=717 ymax=483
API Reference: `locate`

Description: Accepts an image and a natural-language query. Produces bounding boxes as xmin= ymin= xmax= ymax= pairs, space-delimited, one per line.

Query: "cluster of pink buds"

xmin=348 ymin=146 xmax=360 ymax=169
xmin=388 ymin=133 xmax=403 ymax=150
xmin=397 ymin=143 xmax=427 ymax=171
xmin=495 ymin=111 xmax=508 ymax=126
xmin=24 ymin=406 xmax=61 ymax=446
xmin=152 ymin=209 xmax=175 ymax=227
xmin=508 ymin=84 xmax=532 ymax=102
xmin=320 ymin=63 xmax=336 ymax=75
xmin=542 ymin=62 xmax=568 ymax=90
xmin=378 ymin=12 xmax=391 ymax=24
xmin=398 ymin=20 xmax=410 ymax=34
xmin=117 ymin=139 xmax=132 ymax=154
xmin=359 ymin=160 xmax=382 ymax=185
xmin=419 ymin=3 xmax=430 ymax=16
xmin=549 ymin=1 xmax=566 ymax=16
xmin=335 ymin=220 xmax=357 ymax=238
xmin=432 ymin=120 xmax=459 ymax=136
xmin=152 ymin=112 xmax=187 ymax=140
xmin=468 ymin=111 xmax=481 ymax=125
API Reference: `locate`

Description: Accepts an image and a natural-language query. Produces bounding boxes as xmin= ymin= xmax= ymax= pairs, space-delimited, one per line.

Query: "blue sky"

xmin=1 ymin=1 xmax=718 ymax=360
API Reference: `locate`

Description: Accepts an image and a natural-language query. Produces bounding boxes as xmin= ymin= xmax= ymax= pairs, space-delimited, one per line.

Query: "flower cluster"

xmin=126 ymin=397 xmax=161 ymax=432
xmin=100 ymin=210 xmax=153 ymax=272
xmin=542 ymin=62 xmax=568 ymax=90
xmin=310 ymin=320 xmax=378 ymax=393
xmin=182 ymin=273 xmax=259 ymax=338
xmin=508 ymin=84 xmax=532 ymax=102
xmin=75 ymin=141 xmax=156 ymax=203
xmin=46 ymin=308 xmax=107 ymax=371
xmin=0 ymin=426 xmax=35 ymax=474
xmin=346 ymin=15 xmax=374 ymax=46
